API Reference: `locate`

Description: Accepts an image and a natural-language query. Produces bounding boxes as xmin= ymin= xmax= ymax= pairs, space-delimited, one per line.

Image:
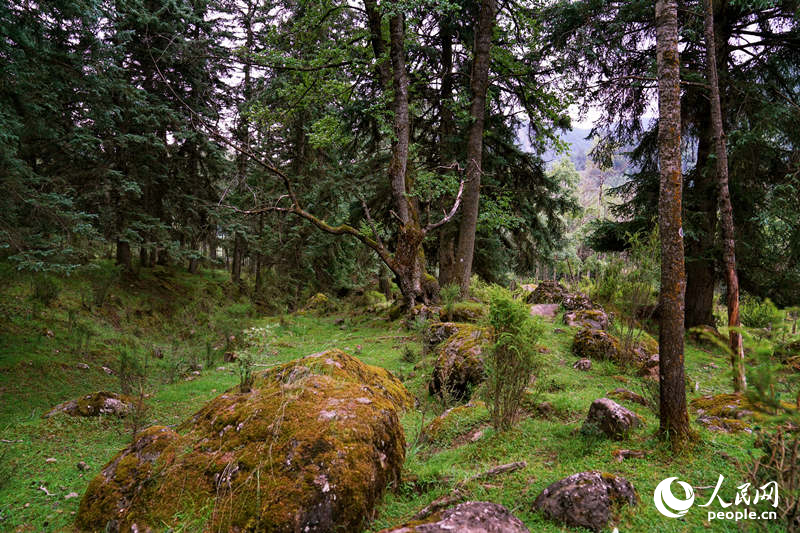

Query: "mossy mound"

xmin=606 ymin=388 xmax=647 ymax=406
xmin=404 ymin=304 xmax=442 ymax=329
xmin=428 ymin=324 xmax=490 ymax=401
xmin=697 ymin=415 xmax=752 ymax=433
xmin=572 ymin=328 xmax=622 ymax=362
xmin=563 ymin=309 xmax=610 ymax=330
xmin=420 ymin=401 xmax=488 ymax=446
xmin=423 ymin=322 xmax=462 ymax=354
xmin=526 ymin=280 xmax=570 ymax=305
xmin=690 ymin=393 xmax=753 ymax=419
xmin=442 ymin=301 xmax=487 ymax=323
xmin=44 ymin=391 xmax=134 ymax=418
xmin=301 ymin=292 xmax=336 ymax=314
xmin=76 ymin=349 xmax=410 ymax=532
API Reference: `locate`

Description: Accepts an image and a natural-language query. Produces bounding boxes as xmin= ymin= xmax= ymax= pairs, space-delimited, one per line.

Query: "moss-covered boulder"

xmin=581 ymin=398 xmax=643 ymax=440
xmin=404 ymin=304 xmax=442 ymax=329
xmin=533 ymin=471 xmax=637 ymax=532
xmin=526 ymin=280 xmax=569 ymax=305
xmin=564 ymin=309 xmax=611 ymax=330
xmin=606 ymin=388 xmax=647 ymax=406
xmin=423 ymin=322 xmax=462 ymax=354
xmin=441 ymin=301 xmax=487 ymax=323
xmin=428 ymin=325 xmax=489 ymax=401
xmin=75 ymin=349 xmax=411 ymax=533
xmin=378 ymin=501 xmax=530 ymax=533
xmin=420 ymin=401 xmax=488 ymax=446
xmin=302 ymin=292 xmax=336 ymax=314
xmin=572 ymin=328 xmax=622 ymax=362
xmin=44 ymin=391 xmax=134 ymax=418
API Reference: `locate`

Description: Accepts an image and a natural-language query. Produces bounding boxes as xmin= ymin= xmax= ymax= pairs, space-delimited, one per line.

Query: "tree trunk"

xmin=685 ymin=113 xmax=717 ymax=329
xmin=437 ymin=17 xmax=458 ymax=289
xmin=209 ymin=232 xmax=217 ymax=262
xmin=454 ymin=0 xmax=497 ymax=296
xmin=232 ymin=233 xmax=242 ymax=283
xmin=116 ymin=240 xmax=131 ymax=271
xmin=438 ymin=226 xmax=457 ymax=288
xmin=704 ymin=0 xmax=746 ymax=392
xmin=655 ymin=0 xmax=691 ymax=447
xmin=139 ymin=246 xmax=148 ymax=268
xmin=379 ymin=264 xmax=392 ymax=300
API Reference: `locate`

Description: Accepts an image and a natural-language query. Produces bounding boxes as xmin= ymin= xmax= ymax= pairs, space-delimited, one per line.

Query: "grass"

xmin=0 ymin=263 xmax=796 ymax=532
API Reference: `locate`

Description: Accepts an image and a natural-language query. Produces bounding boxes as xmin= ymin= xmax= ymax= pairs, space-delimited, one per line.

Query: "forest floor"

xmin=0 ymin=264 xmax=794 ymax=532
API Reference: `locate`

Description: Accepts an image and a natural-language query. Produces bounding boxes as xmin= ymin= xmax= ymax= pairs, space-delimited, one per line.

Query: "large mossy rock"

xmin=441 ymin=301 xmax=487 ymax=323
xmin=44 ymin=391 xmax=134 ymax=418
xmin=526 ymin=280 xmax=569 ymax=305
xmin=423 ymin=322 xmax=462 ymax=354
xmin=533 ymin=471 xmax=637 ymax=532
xmin=428 ymin=324 xmax=490 ymax=401
xmin=378 ymin=501 xmax=530 ymax=533
xmin=572 ymin=328 xmax=622 ymax=362
xmin=76 ymin=349 xmax=411 ymax=533
xmin=564 ymin=309 xmax=611 ymax=330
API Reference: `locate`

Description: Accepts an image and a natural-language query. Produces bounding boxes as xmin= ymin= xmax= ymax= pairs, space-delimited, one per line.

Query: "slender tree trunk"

xmin=704 ymin=0 xmax=746 ymax=392
xmin=232 ymin=233 xmax=242 ymax=283
xmin=209 ymin=231 xmax=217 ymax=262
xmin=116 ymin=240 xmax=132 ymax=271
xmin=656 ymin=0 xmax=691 ymax=447
xmin=685 ymin=113 xmax=717 ymax=329
xmin=454 ymin=0 xmax=497 ymax=296
xmin=139 ymin=246 xmax=148 ymax=268
xmin=437 ymin=18 xmax=458 ymax=289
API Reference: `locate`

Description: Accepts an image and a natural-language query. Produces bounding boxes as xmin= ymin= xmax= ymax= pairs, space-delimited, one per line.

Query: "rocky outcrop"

xmin=44 ymin=391 xmax=134 ymax=418
xmin=564 ymin=309 xmax=610 ymax=330
xmin=442 ymin=302 xmax=487 ymax=323
xmin=429 ymin=325 xmax=489 ymax=401
xmin=581 ymin=398 xmax=642 ymax=440
xmin=572 ymin=328 xmax=622 ymax=362
xmin=379 ymin=501 xmax=530 ymax=533
xmin=526 ymin=281 xmax=593 ymax=310
xmin=423 ymin=322 xmax=462 ymax=354
xmin=533 ymin=471 xmax=637 ymax=532
xmin=75 ymin=350 xmax=411 ymax=533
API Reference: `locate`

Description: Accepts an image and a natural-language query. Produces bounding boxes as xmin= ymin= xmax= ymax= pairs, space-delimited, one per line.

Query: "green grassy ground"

xmin=0 ymin=265 xmax=795 ymax=532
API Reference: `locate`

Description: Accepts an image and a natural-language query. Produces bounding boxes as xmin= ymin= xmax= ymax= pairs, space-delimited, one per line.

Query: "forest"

xmin=0 ymin=0 xmax=799 ymax=531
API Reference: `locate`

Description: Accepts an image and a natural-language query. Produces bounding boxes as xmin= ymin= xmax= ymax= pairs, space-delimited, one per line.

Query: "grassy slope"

xmin=0 ymin=265 xmax=794 ymax=532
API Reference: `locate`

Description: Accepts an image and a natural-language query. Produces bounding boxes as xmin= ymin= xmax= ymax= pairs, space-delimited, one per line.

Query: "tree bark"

xmin=704 ymin=0 xmax=746 ymax=392
xmin=231 ymin=233 xmax=242 ymax=283
xmin=655 ymin=0 xmax=691 ymax=447
xmin=116 ymin=240 xmax=132 ymax=271
xmin=454 ymin=0 xmax=497 ymax=296
xmin=437 ymin=17 xmax=458 ymax=289
xmin=685 ymin=113 xmax=717 ymax=329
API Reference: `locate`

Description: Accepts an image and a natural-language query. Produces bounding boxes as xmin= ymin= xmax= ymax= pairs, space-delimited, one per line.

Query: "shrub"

xmin=740 ymin=294 xmax=782 ymax=329
xmin=485 ymin=288 xmax=543 ymax=431
xmin=31 ymin=275 xmax=61 ymax=307
xmin=440 ymin=283 xmax=461 ymax=321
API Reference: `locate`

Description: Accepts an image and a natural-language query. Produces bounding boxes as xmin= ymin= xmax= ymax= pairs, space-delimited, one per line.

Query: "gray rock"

xmin=379 ymin=501 xmax=530 ymax=533
xmin=573 ymin=358 xmax=592 ymax=371
xmin=533 ymin=471 xmax=637 ymax=532
xmin=581 ymin=398 xmax=641 ymax=439
xmin=564 ymin=309 xmax=610 ymax=330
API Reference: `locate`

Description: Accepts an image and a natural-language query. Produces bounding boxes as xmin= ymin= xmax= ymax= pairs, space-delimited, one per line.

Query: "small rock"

xmin=379 ymin=501 xmax=530 ymax=533
xmin=101 ymin=366 xmax=114 ymax=375
xmin=76 ymin=363 xmax=90 ymax=370
xmin=334 ymin=318 xmax=345 ymax=326
xmin=64 ymin=492 xmax=78 ymax=500
xmin=46 ymin=330 xmax=55 ymax=338
xmin=45 ymin=457 xmax=57 ymax=463
xmin=529 ymin=303 xmax=560 ymax=318
xmin=564 ymin=309 xmax=610 ymax=330
xmin=573 ymin=359 xmax=592 ymax=371
xmin=191 ymin=370 xmax=201 ymax=376
xmin=223 ymin=352 xmax=237 ymax=362
xmin=581 ymin=398 xmax=642 ymax=440
xmin=533 ymin=471 xmax=637 ymax=532
xmin=216 ymin=366 xmax=226 ymax=371
xmin=76 ymin=461 xmax=90 ymax=471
